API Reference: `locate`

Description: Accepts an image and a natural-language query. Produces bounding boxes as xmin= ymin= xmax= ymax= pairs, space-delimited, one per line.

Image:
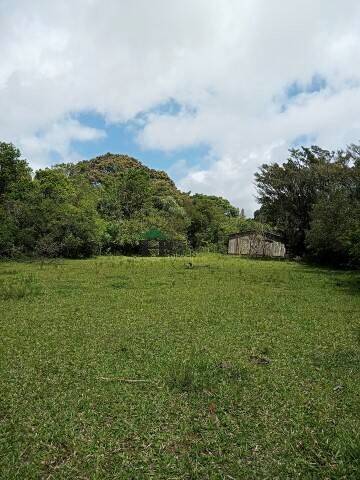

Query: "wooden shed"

xmin=228 ymin=232 xmax=286 ymax=258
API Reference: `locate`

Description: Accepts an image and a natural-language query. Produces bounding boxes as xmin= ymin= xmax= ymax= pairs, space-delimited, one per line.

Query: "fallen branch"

xmin=97 ymin=376 xmax=153 ymax=383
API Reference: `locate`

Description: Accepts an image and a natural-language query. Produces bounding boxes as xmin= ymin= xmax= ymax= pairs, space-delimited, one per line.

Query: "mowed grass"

xmin=0 ymin=255 xmax=359 ymax=479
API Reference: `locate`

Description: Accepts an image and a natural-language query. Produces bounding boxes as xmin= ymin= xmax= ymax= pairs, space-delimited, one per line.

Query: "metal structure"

xmin=139 ymin=239 xmax=187 ymax=257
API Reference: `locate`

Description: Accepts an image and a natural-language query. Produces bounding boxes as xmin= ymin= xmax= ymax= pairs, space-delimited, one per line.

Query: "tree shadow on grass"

xmin=332 ymin=275 xmax=360 ymax=296
xmin=312 ymin=349 xmax=360 ymax=371
xmin=297 ymin=262 xmax=360 ymax=296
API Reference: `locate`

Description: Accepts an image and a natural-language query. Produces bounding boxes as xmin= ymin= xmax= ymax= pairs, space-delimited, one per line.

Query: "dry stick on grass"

xmin=97 ymin=376 xmax=154 ymax=383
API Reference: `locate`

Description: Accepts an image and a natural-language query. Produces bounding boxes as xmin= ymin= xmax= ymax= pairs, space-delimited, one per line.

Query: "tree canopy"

xmin=2 ymin=140 xmax=358 ymax=266
xmin=255 ymin=144 xmax=360 ymax=266
xmin=0 ymin=143 xmax=251 ymax=258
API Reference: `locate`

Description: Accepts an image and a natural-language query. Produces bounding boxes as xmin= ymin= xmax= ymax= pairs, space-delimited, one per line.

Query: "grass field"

xmin=0 ymin=254 xmax=359 ymax=479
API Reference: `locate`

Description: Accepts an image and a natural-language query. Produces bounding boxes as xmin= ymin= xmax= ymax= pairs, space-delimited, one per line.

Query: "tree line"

xmin=0 ymin=142 xmax=261 ymax=258
xmin=255 ymin=144 xmax=360 ymax=267
xmin=1 ymin=141 xmax=359 ymax=266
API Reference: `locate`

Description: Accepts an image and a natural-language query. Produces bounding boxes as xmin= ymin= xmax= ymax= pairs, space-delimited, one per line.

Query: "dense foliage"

xmin=3 ymin=140 xmax=358 ymax=266
xmin=255 ymin=144 xmax=360 ymax=266
xmin=0 ymin=142 xmax=259 ymax=258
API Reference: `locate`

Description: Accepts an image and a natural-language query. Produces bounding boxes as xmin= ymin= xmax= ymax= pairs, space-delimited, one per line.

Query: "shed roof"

xmin=229 ymin=231 xmax=283 ymax=242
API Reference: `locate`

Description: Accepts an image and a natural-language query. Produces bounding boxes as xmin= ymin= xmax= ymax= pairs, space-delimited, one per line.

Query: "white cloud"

xmin=1 ymin=0 xmax=360 ymax=213
xmin=19 ymin=119 xmax=106 ymax=170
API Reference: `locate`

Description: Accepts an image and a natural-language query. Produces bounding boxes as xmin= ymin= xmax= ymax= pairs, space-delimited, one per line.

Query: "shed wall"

xmin=228 ymin=234 xmax=285 ymax=258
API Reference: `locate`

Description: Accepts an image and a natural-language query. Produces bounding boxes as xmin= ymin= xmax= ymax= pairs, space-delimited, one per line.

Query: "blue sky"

xmin=71 ymin=109 xmax=210 ymax=182
xmin=286 ymin=75 xmax=327 ymax=99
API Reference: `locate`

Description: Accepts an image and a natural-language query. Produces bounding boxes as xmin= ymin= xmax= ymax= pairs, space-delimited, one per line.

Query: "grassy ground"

xmin=0 ymin=254 xmax=359 ymax=479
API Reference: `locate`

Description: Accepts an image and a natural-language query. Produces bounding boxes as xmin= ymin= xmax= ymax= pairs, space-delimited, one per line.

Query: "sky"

xmin=1 ymin=1 xmax=360 ymax=214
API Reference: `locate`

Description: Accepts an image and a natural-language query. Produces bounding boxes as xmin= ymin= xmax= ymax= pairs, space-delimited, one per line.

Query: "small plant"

xmin=0 ymin=274 xmax=41 ymax=300
xmin=111 ymin=280 xmax=128 ymax=289
xmin=168 ymin=358 xmax=244 ymax=394
xmin=168 ymin=364 xmax=195 ymax=392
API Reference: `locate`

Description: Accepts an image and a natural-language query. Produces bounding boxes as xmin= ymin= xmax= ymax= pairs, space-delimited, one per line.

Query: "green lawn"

xmin=0 ymin=255 xmax=359 ymax=479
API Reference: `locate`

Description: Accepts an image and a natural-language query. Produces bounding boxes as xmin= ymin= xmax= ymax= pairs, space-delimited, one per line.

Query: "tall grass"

xmin=0 ymin=273 xmax=41 ymax=300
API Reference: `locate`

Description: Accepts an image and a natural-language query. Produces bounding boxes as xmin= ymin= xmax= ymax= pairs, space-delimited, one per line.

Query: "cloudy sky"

xmin=1 ymin=1 xmax=360 ymax=213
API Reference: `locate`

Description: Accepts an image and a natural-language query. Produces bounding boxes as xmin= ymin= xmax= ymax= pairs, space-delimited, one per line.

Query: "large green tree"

xmin=28 ymin=169 xmax=104 ymax=258
xmin=255 ymin=144 xmax=360 ymax=263
xmin=306 ymin=190 xmax=360 ymax=265
xmin=186 ymin=194 xmax=240 ymax=250
xmin=0 ymin=142 xmax=32 ymax=198
xmin=0 ymin=142 xmax=33 ymax=256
